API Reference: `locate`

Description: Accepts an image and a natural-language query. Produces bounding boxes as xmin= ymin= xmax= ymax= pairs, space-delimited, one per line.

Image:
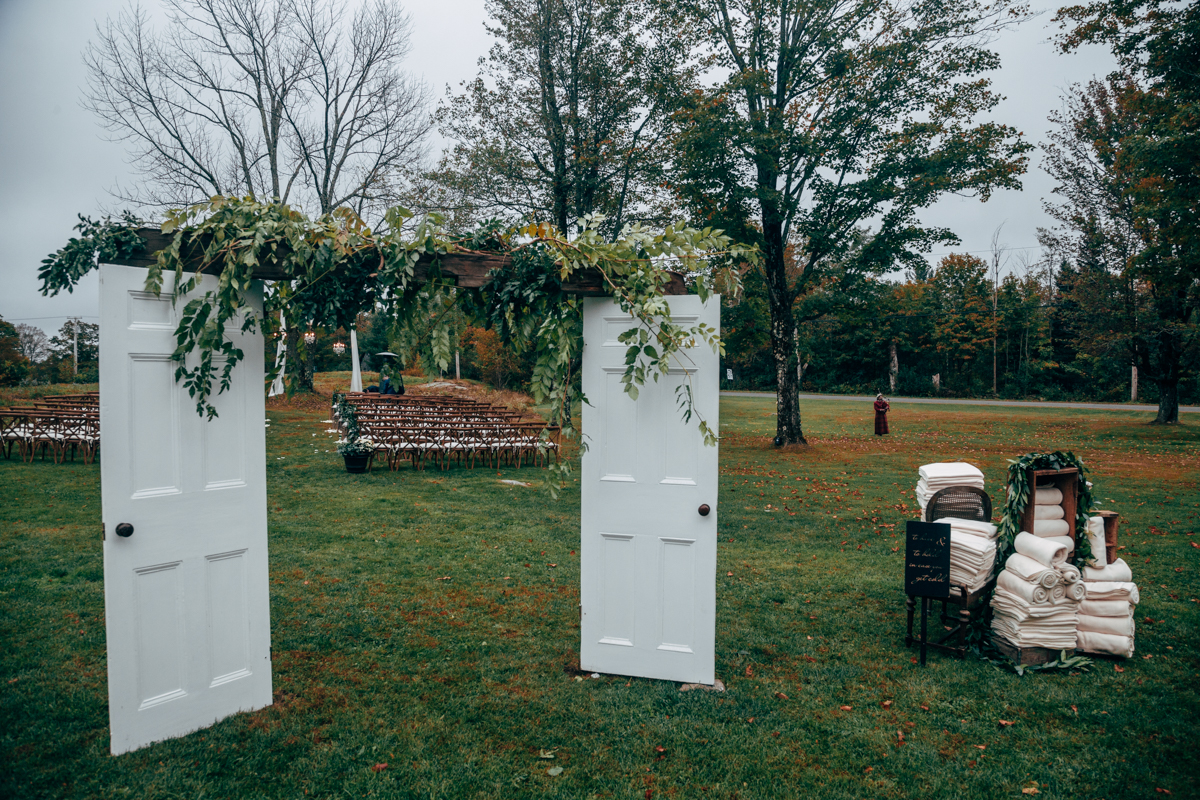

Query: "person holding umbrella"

xmin=874 ymin=393 xmax=890 ymax=436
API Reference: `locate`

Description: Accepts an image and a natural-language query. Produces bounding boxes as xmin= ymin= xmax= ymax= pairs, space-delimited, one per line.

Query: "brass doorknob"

xmin=698 ymin=504 xmax=710 ymax=517
xmin=115 ymin=523 xmax=134 ymax=538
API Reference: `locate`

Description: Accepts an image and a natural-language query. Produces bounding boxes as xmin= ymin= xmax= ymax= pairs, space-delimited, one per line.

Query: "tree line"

xmin=56 ymin=0 xmax=1197 ymax=428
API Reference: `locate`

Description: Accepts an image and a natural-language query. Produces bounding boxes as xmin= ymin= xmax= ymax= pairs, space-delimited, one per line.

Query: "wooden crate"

xmin=992 ymin=635 xmax=1073 ymax=666
xmin=1018 ymin=467 xmax=1079 ymax=544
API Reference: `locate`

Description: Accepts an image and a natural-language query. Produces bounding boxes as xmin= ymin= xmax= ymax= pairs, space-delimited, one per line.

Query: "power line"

xmin=3 ymin=315 xmax=100 ymax=322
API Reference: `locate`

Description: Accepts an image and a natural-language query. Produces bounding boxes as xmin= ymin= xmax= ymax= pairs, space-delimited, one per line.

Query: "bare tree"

xmin=85 ymin=0 xmax=430 ymax=218
xmin=14 ymin=324 xmax=50 ymax=363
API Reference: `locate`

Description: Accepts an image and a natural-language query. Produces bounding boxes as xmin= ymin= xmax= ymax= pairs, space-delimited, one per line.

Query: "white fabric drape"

xmin=350 ymin=328 xmax=363 ymax=392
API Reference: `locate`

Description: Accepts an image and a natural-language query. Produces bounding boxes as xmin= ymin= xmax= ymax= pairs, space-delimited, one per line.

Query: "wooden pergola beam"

xmin=108 ymin=228 xmax=686 ymax=297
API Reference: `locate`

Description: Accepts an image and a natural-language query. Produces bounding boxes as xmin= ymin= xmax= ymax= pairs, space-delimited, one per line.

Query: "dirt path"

xmin=721 ymin=390 xmax=1199 ymax=414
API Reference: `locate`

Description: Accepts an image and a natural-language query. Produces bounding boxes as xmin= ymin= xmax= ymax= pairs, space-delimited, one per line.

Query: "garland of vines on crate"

xmin=38 ymin=196 xmax=756 ymax=490
xmin=996 ymin=451 xmax=1097 ymax=571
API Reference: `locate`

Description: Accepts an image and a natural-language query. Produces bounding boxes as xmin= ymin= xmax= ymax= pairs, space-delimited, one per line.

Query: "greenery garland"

xmin=39 ymin=196 xmax=757 ymax=490
xmin=997 ymin=450 xmax=1097 ymax=571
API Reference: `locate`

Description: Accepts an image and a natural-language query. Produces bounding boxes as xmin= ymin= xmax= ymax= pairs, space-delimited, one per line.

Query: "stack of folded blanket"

xmin=915 ymin=462 xmax=985 ymax=510
xmin=1029 ymin=486 xmax=1075 ymax=558
xmin=1075 ymin=517 xmax=1138 ymax=657
xmin=991 ymin=532 xmax=1084 ymax=650
xmin=938 ymin=518 xmax=998 ymax=595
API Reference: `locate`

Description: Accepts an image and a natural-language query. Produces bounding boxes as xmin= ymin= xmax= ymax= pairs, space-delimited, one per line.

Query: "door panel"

xmin=580 ymin=296 xmax=719 ymax=684
xmin=100 ymin=263 xmax=272 ymax=755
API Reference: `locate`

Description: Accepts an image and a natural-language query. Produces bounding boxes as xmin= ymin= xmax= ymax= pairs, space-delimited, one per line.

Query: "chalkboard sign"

xmin=905 ymin=521 xmax=951 ymax=598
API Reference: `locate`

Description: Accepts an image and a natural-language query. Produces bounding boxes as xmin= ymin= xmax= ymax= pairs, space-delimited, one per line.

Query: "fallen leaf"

xmin=655 ymin=746 xmax=665 ymax=753
xmin=1070 ymin=705 xmax=1078 ymax=714
xmin=920 ymin=704 xmax=929 ymax=711
xmin=727 ymin=571 xmax=734 ymax=577
xmin=840 ymin=705 xmax=852 ymax=711
xmin=864 ymin=766 xmax=873 ymax=773
xmin=1022 ymin=789 xmax=1039 ymax=795
xmin=745 ymin=666 xmax=754 ymax=677
xmin=1115 ymin=665 xmax=1125 ymax=673
xmin=974 ymin=745 xmax=986 ymax=750
xmin=371 ymin=763 xmax=387 ymax=773
xmin=999 ymin=719 xmax=1015 ymax=728
xmin=882 ymin=700 xmax=893 ymax=709
xmin=436 ymin=576 xmax=451 ymax=581
xmin=1155 ymin=789 xmax=1172 ymax=795
xmin=548 ymin=563 xmax=558 ymax=568
xmin=774 ymin=692 xmax=789 ymax=700
xmin=547 ymin=766 xmax=563 ymax=777
xmin=538 ymin=749 xmax=555 ymax=759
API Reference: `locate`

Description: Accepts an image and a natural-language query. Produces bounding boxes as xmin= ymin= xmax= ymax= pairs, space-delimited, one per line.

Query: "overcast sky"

xmin=0 ymin=0 xmax=1117 ymax=338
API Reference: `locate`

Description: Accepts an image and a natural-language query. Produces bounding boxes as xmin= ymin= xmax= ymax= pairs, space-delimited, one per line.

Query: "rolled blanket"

xmin=1083 ymin=581 xmax=1140 ymax=605
xmin=1033 ymin=518 xmax=1071 ymax=538
xmin=1086 ymin=517 xmax=1107 ymax=568
xmin=997 ymin=570 xmax=1051 ymax=605
xmin=1076 ymin=629 xmax=1134 ymax=658
xmin=1043 ymin=535 xmax=1075 ymax=556
xmin=1058 ymin=564 xmax=1081 ymax=585
xmin=1034 ymin=504 xmax=1065 ymax=520
xmin=1083 ymin=558 xmax=1132 ymax=583
xmin=1003 ymin=553 xmax=1061 ymax=588
xmin=1015 ymin=531 xmax=1067 ymax=567
xmin=1077 ymin=614 xmax=1135 ymax=637
xmin=1035 ymin=486 xmax=1064 ymax=505
xmin=1063 ymin=582 xmax=1086 ymax=602
xmin=1050 ymin=584 xmax=1066 ymax=602
xmin=1080 ymin=599 xmax=1132 ymax=617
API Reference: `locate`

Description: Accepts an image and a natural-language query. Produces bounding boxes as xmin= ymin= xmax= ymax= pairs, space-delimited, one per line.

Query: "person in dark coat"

xmin=874 ymin=393 xmax=890 ymax=435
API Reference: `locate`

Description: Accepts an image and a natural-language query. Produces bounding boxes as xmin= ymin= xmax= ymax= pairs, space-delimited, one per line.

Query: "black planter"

xmin=343 ymin=453 xmax=370 ymax=473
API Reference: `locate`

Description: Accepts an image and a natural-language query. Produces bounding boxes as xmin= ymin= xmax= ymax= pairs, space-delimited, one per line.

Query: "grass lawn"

xmin=2 ymin=384 xmax=1198 ymax=799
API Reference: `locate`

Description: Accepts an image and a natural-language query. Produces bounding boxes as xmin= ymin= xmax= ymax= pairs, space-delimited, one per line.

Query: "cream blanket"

xmin=1058 ymin=564 xmax=1081 ymax=585
xmin=1015 ymin=532 xmax=1067 ymax=567
xmin=997 ymin=570 xmax=1050 ymax=605
xmin=1079 ymin=599 xmax=1132 ymax=617
xmin=1033 ymin=519 xmax=1071 ymax=538
xmin=1076 ymin=629 xmax=1134 ymax=658
xmin=1035 ymin=487 xmax=1064 ymax=505
xmin=918 ymin=462 xmax=986 ymax=484
xmin=941 ymin=518 xmax=999 ymax=539
xmin=1077 ymin=614 xmax=1135 ymax=637
xmin=1042 ymin=535 xmax=1075 ymax=556
xmin=1003 ymin=553 xmax=1062 ymax=588
xmin=1083 ymin=581 xmax=1140 ymax=605
xmin=1083 ymin=558 xmax=1132 ymax=583
xmin=1034 ymin=504 xmax=1065 ymax=520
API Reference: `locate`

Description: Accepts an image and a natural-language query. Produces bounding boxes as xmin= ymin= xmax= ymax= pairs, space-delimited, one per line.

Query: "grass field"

xmin=2 ymin=383 xmax=1198 ymax=799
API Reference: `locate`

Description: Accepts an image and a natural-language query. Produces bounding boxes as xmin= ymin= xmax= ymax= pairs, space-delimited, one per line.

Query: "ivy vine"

xmin=39 ymin=196 xmax=757 ymax=489
xmin=997 ymin=450 xmax=1097 ymax=571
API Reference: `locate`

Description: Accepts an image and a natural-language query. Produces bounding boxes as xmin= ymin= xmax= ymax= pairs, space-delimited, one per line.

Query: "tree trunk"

xmin=889 ymin=340 xmax=898 ymax=393
xmin=764 ymin=247 xmax=803 ymax=444
xmin=1153 ymin=379 xmax=1179 ymax=424
xmin=285 ymin=325 xmax=314 ymax=392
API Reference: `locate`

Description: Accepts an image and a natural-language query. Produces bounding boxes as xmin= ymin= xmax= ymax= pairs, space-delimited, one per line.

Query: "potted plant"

xmin=333 ymin=394 xmax=375 ymax=473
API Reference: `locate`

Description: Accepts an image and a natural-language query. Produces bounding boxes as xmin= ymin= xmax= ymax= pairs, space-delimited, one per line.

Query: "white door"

xmin=580 ymin=295 xmax=719 ymax=684
xmin=99 ymin=264 xmax=272 ymax=755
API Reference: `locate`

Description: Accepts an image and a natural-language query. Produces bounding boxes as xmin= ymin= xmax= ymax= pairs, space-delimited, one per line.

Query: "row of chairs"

xmin=335 ymin=393 xmax=560 ymax=472
xmin=0 ymin=393 xmax=101 ymax=465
